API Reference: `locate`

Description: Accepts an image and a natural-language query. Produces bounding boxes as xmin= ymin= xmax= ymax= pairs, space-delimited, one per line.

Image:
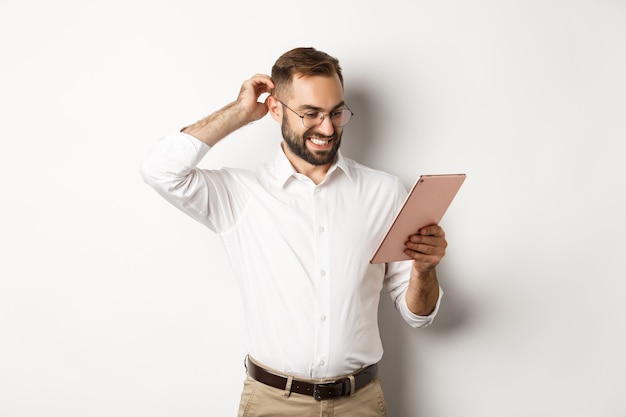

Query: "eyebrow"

xmin=297 ymin=101 xmax=346 ymax=112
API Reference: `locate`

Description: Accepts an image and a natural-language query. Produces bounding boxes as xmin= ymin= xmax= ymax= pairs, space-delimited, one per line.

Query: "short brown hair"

xmin=271 ymin=47 xmax=343 ymax=99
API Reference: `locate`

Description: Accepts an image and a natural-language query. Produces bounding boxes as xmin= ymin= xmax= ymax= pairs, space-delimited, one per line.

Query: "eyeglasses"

xmin=277 ymin=99 xmax=354 ymax=128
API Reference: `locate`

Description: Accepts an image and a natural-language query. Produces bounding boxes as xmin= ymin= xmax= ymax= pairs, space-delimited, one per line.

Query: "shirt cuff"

xmin=398 ymin=286 xmax=444 ymax=328
xmin=166 ymin=130 xmax=211 ymax=165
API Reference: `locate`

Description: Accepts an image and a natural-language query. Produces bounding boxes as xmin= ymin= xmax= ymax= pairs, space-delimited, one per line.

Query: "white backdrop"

xmin=1 ymin=1 xmax=625 ymax=416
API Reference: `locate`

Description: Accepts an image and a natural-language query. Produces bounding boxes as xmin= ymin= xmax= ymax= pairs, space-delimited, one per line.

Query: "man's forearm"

xmin=181 ymin=101 xmax=248 ymax=147
xmin=405 ymin=268 xmax=440 ymax=316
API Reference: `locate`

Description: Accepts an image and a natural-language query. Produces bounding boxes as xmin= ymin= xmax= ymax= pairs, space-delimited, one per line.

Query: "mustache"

xmin=305 ymin=129 xmax=336 ymax=140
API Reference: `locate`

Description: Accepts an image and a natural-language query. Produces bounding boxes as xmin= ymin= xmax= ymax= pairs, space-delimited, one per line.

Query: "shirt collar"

xmin=272 ymin=143 xmax=354 ymax=187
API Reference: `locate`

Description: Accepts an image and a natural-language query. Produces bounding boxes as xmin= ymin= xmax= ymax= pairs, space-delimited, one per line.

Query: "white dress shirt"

xmin=140 ymin=132 xmax=442 ymax=379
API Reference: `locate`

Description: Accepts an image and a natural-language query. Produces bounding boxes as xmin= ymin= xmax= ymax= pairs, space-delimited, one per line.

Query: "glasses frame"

xmin=277 ymin=99 xmax=354 ymax=128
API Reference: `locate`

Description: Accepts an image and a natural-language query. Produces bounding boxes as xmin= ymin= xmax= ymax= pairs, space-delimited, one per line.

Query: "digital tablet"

xmin=369 ymin=173 xmax=466 ymax=264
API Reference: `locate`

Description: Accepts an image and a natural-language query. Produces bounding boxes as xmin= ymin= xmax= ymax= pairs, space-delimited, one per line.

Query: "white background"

xmin=1 ymin=1 xmax=625 ymax=416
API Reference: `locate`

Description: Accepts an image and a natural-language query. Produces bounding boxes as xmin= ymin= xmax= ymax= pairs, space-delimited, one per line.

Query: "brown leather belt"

xmin=245 ymin=357 xmax=378 ymax=401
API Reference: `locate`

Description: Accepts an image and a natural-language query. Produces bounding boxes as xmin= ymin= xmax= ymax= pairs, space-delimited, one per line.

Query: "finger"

xmin=408 ymin=233 xmax=445 ymax=246
xmin=404 ymin=248 xmax=443 ymax=269
xmin=405 ymin=241 xmax=444 ymax=256
xmin=240 ymin=75 xmax=274 ymax=100
xmin=418 ymin=225 xmax=445 ymax=237
xmin=250 ymin=74 xmax=275 ymax=92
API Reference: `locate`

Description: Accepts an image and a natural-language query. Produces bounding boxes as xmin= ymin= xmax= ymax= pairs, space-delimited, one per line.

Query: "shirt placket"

xmin=311 ymin=185 xmax=331 ymax=378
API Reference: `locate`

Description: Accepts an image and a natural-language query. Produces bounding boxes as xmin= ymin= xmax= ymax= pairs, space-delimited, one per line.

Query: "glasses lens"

xmin=302 ymin=109 xmax=353 ymax=128
xmin=332 ymin=109 xmax=352 ymax=127
xmin=302 ymin=112 xmax=322 ymax=128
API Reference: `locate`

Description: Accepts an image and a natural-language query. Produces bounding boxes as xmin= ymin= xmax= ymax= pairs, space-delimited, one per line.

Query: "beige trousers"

xmin=237 ymin=374 xmax=388 ymax=417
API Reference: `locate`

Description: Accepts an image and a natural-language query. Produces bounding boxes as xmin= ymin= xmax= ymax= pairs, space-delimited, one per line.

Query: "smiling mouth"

xmin=310 ymin=137 xmax=331 ymax=146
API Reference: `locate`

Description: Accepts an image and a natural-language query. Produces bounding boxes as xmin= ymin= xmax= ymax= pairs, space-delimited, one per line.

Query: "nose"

xmin=316 ymin=114 xmax=335 ymax=136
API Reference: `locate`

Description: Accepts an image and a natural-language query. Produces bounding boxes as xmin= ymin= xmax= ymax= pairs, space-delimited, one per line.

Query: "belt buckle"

xmin=312 ymin=380 xmax=346 ymax=401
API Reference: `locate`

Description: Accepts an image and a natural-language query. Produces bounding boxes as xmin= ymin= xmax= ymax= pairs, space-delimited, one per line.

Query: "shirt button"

xmin=319 ymin=360 xmax=325 ymax=367
xmin=321 ymin=315 xmax=327 ymax=322
xmin=321 ymin=270 xmax=326 ymax=277
xmin=319 ymin=226 xmax=325 ymax=233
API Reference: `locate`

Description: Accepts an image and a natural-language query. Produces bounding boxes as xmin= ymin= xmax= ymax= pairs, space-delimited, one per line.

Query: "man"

xmin=140 ymin=47 xmax=446 ymax=417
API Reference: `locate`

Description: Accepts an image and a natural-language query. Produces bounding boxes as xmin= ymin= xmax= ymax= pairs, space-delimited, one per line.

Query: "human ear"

xmin=266 ymin=95 xmax=283 ymax=123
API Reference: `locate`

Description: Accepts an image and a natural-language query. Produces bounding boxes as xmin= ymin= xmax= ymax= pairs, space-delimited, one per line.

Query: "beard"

xmin=280 ymin=117 xmax=343 ymax=166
